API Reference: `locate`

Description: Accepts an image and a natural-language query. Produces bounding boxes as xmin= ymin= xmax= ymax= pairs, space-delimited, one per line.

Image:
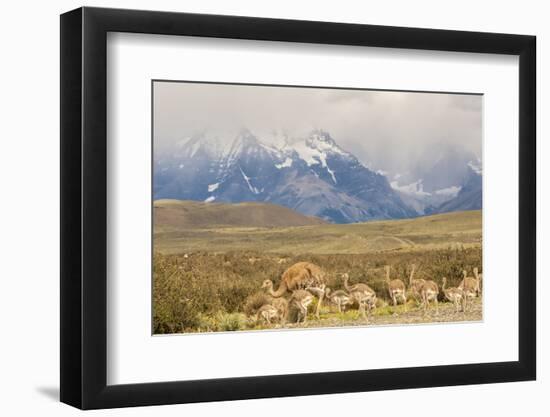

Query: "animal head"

xmin=261 ymin=279 xmax=273 ymax=289
xmin=341 ymin=273 xmax=349 ymax=280
xmin=462 ymin=270 xmax=468 ymax=278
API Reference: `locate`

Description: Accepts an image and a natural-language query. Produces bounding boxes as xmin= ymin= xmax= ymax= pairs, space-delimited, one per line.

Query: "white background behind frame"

xmin=1 ymin=0 xmax=546 ymax=416
xmin=107 ymin=32 xmax=518 ymax=385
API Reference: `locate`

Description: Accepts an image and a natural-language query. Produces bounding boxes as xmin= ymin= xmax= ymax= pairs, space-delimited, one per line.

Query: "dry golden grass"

xmin=155 ymin=210 xmax=481 ymax=254
xmin=153 ymin=246 xmax=482 ymax=334
xmin=153 ymin=209 xmax=482 ymax=334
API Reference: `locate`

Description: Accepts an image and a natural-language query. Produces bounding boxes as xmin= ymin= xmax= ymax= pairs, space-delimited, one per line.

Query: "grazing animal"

xmin=442 ymin=277 xmax=464 ymax=313
xmin=419 ymin=280 xmax=439 ymax=315
xmin=408 ymin=264 xmax=425 ymax=303
xmin=384 ymin=265 xmax=407 ymax=307
xmin=342 ymin=273 xmax=377 ymax=320
xmin=261 ymin=262 xmax=326 ymax=318
xmin=305 ymin=284 xmax=327 ymax=319
xmin=289 ymin=290 xmax=314 ymax=323
xmin=256 ymin=304 xmax=279 ymax=324
xmin=325 ymin=287 xmax=353 ymax=313
xmin=271 ymin=297 xmax=289 ymax=324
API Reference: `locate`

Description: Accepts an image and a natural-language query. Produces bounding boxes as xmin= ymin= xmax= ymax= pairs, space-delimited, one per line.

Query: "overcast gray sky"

xmin=153 ymin=81 xmax=482 ymax=173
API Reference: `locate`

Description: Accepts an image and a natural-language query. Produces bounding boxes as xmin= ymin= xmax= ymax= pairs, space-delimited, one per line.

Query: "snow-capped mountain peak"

xmin=154 ymin=128 xmax=416 ymax=223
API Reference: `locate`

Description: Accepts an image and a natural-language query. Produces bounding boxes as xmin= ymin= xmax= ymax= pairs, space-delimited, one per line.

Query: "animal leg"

xmin=360 ymin=303 xmax=367 ymax=320
xmin=423 ymin=296 xmax=428 ymax=315
xmin=316 ymin=293 xmax=324 ymax=319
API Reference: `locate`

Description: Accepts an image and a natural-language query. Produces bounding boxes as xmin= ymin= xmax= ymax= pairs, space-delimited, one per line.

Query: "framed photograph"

xmin=60 ymin=6 xmax=536 ymax=410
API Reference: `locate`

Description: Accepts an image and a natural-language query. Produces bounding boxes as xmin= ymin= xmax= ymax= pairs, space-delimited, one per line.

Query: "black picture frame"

xmin=60 ymin=6 xmax=536 ymax=410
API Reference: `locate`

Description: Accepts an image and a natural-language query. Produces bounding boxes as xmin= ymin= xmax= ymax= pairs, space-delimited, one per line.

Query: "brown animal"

xmin=408 ymin=264 xmax=425 ymax=303
xmin=473 ymin=267 xmax=482 ymax=295
xmin=459 ymin=269 xmax=481 ymax=297
xmin=419 ymin=280 xmax=439 ymax=315
xmin=325 ymin=287 xmax=353 ymax=313
xmin=289 ymin=290 xmax=314 ymax=323
xmin=384 ymin=265 xmax=407 ymax=307
xmin=271 ymin=297 xmax=289 ymax=324
xmin=459 ymin=269 xmax=480 ymax=312
xmin=256 ymin=304 xmax=279 ymax=324
xmin=261 ymin=262 xmax=326 ymax=318
xmin=442 ymin=277 xmax=464 ymax=313
xmin=342 ymin=273 xmax=377 ymax=321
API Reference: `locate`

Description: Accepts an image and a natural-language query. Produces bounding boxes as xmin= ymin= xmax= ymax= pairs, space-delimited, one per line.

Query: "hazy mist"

xmin=153 ymin=81 xmax=482 ymax=174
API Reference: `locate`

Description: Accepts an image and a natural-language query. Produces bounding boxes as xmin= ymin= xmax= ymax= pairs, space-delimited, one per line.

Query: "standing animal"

xmin=459 ymin=269 xmax=480 ymax=297
xmin=442 ymin=277 xmax=464 ymax=313
xmin=256 ymin=304 xmax=279 ymax=324
xmin=408 ymin=264 xmax=425 ymax=303
xmin=342 ymin=273 xmax=377 ymax=321
xmin=460 ymin=270 xmax=479 ymax=312
xmin=289 ymin=290 xmax=314 ymax=323
xmin=384 ymin=265 xmax=407 ymax=307
xmin=325 ymin=287 xmax=353 ymax=313
xmin=473 ymin=267 xmax=482 ymax=295
xmin=419 ymin=279 xmax=439 ymax=315
xmin=261 ymin=262 xmax=326 ymax=318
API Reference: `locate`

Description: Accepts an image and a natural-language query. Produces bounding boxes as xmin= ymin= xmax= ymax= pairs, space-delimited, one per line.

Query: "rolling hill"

xmin=154 ymin=206 xmax=482 ymax=255
xmin=154 ymin=199 xmax=327 ymax=231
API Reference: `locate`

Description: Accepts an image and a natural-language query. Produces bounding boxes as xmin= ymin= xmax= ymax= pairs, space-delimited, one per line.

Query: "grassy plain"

xmin=153 ymin=208 xmax=482 ymax=334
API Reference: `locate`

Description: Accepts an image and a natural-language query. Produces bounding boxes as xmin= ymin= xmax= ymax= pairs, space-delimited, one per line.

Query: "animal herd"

xmin=256 ymin=261 xmax=482 ymax=325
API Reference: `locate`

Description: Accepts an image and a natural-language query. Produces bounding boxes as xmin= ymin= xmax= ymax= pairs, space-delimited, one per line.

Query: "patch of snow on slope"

xmin=275 ymin=157 xmax=293 ymax=169
xmin=468 ymin=160 xmax=482 ymax=175
xmin=189 ymin=140 xmax=202 ymax=157
xmin=208 ymin=183 xmax=219 ymax=192
xmin=204 ymin=196 xmax=215 ymax=203
xmin=434 ymin=185 xmax=462 ymax=197
xmin=307 ymin=132 xmax=346 ymax=156
xmin=259 ymin=143 xmax=283 ymax=157
xmin=289 ymin=140 xmax=321 ymax=166
xmin=390 ymin=180 xmax=430 ymax=196
xmin=317 ymin=153 xmax=337 ymax=184
xmin=239 ymin=166 xmax=260 ymax=194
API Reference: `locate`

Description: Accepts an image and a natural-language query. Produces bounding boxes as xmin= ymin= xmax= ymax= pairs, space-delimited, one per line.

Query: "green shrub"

xmin=217 ymin=312 xmax=247 ymax=331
